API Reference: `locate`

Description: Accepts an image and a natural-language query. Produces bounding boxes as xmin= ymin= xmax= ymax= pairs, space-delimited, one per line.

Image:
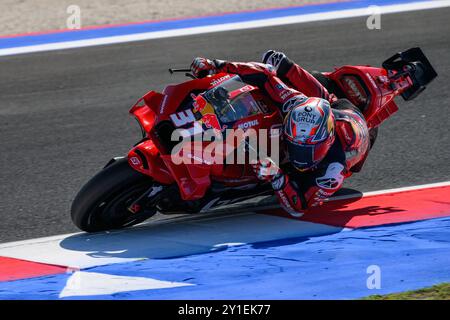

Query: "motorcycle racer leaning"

xmin=190 ymin=51 xmax=372 ymax=217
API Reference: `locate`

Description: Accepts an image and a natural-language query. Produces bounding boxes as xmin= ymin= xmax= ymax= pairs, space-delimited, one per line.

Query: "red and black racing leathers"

xmin=209 ymin=57 xmax=370 ymax=216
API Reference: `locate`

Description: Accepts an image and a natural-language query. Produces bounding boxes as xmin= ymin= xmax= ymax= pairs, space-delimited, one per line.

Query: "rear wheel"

xmin=71 ymin=158 xmax=157 ymax=232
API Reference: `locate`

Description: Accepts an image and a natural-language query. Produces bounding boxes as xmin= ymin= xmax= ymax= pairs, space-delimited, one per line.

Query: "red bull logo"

xmin=202 ymin=113 xmax=222 ymax=131
xmin=193 ymin=94 xmax=208 ymax=113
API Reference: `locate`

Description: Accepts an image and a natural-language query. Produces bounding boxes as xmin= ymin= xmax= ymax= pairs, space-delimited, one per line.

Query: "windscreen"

xmin=203 ymin=76 xmax=263 ymax=123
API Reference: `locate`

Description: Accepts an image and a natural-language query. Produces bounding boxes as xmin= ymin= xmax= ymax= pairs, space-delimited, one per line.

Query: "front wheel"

xmin=71 ymin=158 xmax=157 ymax=232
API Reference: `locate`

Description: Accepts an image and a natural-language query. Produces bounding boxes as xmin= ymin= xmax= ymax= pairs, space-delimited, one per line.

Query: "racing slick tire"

xmin=71 ymin=157 xmax=157 ymax=232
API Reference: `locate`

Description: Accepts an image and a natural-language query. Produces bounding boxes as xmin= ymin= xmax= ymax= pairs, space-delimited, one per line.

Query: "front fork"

xmin=127 ymin=183 xmax=168 ymax=214
xmin=106 ymin=156 xmax=272 ymax=215
xmin=104 ymin=156 xmax=168 ymax=214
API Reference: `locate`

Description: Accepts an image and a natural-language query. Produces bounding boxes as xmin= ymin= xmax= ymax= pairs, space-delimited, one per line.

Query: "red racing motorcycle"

xmin=71 ymin=47 xmax=436 ymax=232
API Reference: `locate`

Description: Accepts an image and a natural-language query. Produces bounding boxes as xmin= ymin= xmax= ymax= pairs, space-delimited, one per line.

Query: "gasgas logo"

xmin=129 ymin=156 xmax=141 ymax=166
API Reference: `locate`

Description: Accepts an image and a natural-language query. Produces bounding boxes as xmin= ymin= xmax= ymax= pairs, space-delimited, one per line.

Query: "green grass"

xmin=363 ymin=283 xmax=450 ymax=300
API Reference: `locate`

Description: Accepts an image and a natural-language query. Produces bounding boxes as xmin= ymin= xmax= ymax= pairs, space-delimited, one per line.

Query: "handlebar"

xmin=168 ymin=68 xmax=191 ymax=74
xmin=168 ymin=68 xmax=197 ymax=79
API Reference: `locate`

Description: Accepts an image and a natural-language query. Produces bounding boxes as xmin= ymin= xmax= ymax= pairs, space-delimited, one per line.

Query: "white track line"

xmin=331 ymin=180 xmax=450 ymax=201
xmin=1 ymin=0 xmax=450 ymax=57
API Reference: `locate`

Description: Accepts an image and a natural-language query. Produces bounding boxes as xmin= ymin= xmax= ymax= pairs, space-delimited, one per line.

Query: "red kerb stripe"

xmin=261 ymin=185 xmax=450 ymax=228
xmin=0 ymin=256 xmax=68 ymax=282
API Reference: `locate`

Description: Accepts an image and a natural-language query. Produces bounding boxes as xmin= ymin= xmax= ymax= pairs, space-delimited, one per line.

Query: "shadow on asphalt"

xmin=58 ymin=188 xmax=401 ymax=262
xmin=58 ymin=204 xmax=348 ymax=262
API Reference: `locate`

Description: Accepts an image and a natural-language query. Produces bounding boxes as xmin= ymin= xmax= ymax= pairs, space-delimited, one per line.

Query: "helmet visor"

xmin=286 ymin=138 xmax=332 ymax=171
xmin=286 ymin=139 xmax=315 ymax=170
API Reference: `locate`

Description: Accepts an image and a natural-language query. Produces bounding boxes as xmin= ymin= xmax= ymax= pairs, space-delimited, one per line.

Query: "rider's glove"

xmin=190 ymin=57 xmax=217 ymax=78
xmin=252 ymin=158 xmax=282 ymax=183
xmin=261 ymin=50 xmax=287 ymax=71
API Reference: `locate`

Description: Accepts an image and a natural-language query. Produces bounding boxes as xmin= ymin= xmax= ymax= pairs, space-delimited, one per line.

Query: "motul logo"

xmin=210 ymin=75 xmax=231 ymax=86
xmin=238 ymin=119 xmax=259 ymax=130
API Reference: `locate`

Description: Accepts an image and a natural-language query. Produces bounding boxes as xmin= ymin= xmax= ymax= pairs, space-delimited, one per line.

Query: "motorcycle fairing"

xmin=128 ymin=47 xmax=437 ymax=201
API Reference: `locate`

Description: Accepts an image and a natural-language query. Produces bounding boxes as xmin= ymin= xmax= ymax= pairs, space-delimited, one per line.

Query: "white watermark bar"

xmin=170 ymin=128 xmax=281 ymax=166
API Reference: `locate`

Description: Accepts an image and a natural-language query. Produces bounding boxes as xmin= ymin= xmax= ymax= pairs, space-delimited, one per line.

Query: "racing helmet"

xmin=283 ymin=97 xmax=335 ymax=171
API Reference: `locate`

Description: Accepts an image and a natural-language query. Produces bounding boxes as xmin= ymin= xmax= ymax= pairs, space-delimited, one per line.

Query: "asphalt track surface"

xmin=0 ymin=8 xmax=449 ymax=243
